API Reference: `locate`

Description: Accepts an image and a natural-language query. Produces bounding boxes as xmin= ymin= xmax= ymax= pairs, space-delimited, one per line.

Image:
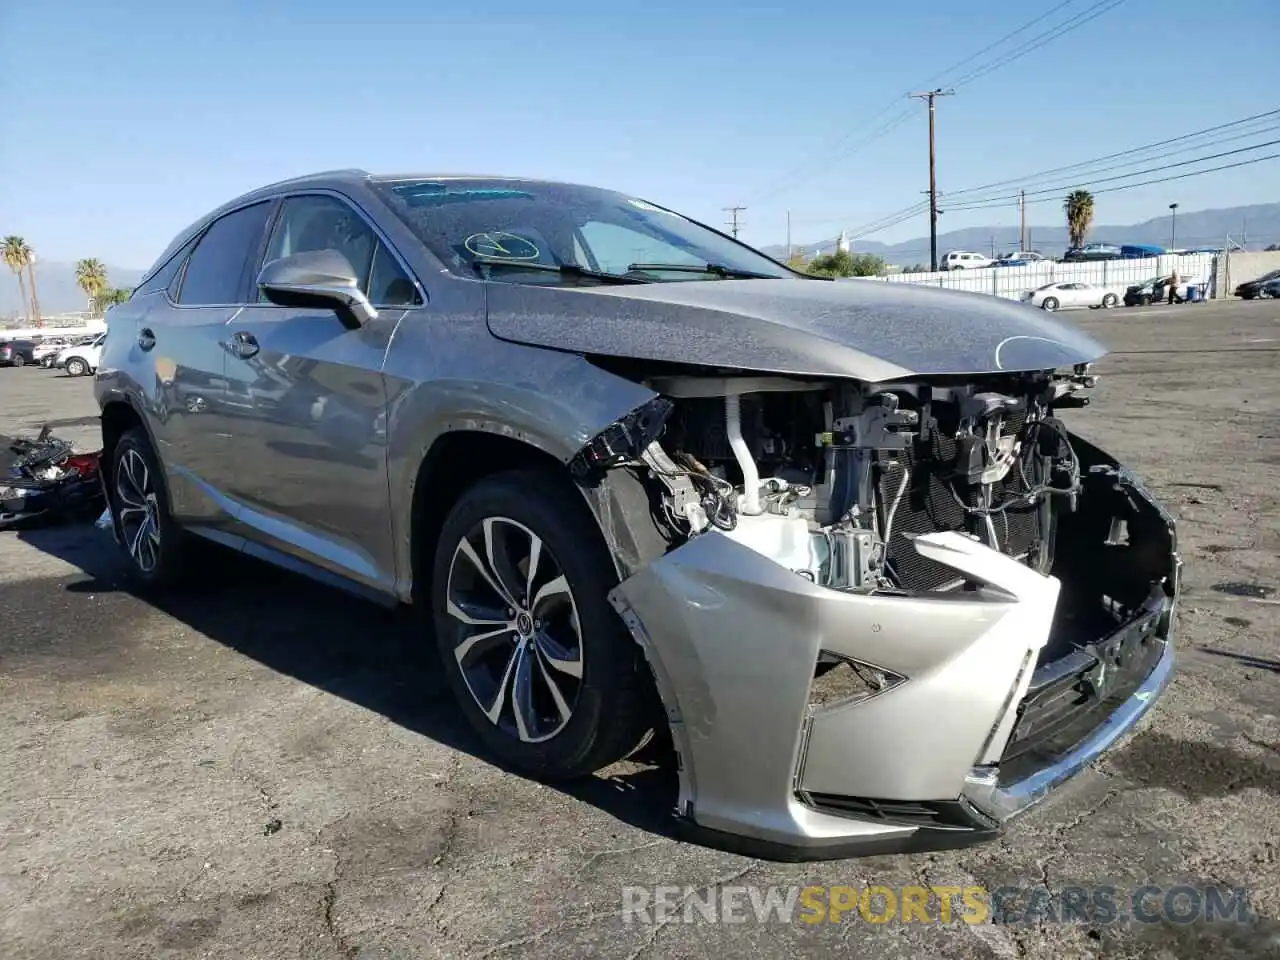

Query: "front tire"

xmin=65 ymin=357 xmax=87 ymax=377
xmin=12 ymin=354 xmax=24 ymax=368
xmin=1041 ymin=297 xmax=1059 ymax=311
xmin=430 ymin=469 xmax=652 ymax=780
xmin=111 ymin=427 xmax=189 ymax=587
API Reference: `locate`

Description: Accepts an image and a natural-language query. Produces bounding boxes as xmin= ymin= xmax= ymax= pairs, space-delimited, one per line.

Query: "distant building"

xmin=836 ymin=232 xmax=850 ymax=254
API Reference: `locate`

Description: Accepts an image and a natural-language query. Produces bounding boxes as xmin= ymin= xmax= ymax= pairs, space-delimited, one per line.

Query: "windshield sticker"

xmin=464 ymin=232 xmax=541 ymax=261
xmin=392 ymin=184 xmax=535 ymax=208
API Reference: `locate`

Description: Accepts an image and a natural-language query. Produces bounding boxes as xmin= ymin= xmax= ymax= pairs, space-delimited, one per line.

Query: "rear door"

xmin=221 ymin=192 xmax=422 ymax=593
xmin=152 ymin=200 xmax=276 ymax=524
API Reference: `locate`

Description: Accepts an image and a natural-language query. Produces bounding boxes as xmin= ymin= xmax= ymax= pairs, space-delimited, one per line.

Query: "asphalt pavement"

xmin=2 ymin=299 xmax=1279 ymax=959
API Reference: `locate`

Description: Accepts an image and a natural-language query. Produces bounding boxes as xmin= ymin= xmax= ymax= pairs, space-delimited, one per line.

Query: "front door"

xmin=152 ymin=200 xmax=276 ymax=526
xmin=221 ymin=192 xmax=423 ymax=593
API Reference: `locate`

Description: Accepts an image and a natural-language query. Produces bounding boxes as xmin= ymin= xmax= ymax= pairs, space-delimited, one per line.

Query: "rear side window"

xmin=177 ymin=202 xmax=273 ymax=305
xmin=135 ymin=235 xmax=199 ymax=299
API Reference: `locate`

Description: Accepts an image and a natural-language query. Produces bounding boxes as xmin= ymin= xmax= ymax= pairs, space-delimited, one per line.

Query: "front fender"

xmin=382 ymin=308 xmax=658 ymax=600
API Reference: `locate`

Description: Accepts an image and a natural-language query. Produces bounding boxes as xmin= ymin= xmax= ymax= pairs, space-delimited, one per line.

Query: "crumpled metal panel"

xmin=610 ymin=528 xmax=1059 ymax=847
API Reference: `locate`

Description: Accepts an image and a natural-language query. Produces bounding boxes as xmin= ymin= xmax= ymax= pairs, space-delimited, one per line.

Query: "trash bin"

xmin=1186 ymin=283 xmax=1202 ymax=303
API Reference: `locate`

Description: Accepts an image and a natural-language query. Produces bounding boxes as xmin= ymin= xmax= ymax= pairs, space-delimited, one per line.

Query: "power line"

xmin=917 ymin=0 xmax=1081 ymax=89
xmin=982 ymin=152 xmax=1280 ymax=206
xmin=805 ymin=152 xmax=1280 ymax=248
xmin=942 ymin=139 xmax=1280 ymax=210
xmin=942 ymin=109 xmax=1280 ymax=201
xmin=742 ymin=0 xmax=1123 ymax=205
xmin=949 ymin=0 xmax=1127 ymax=88
xmin=847 ymin=204 xmax=934 ymax=241
xmin=799 ymin=108 xmax=1280 ymax=235
xmin=745 ymin=107 xmax=915 ymax=206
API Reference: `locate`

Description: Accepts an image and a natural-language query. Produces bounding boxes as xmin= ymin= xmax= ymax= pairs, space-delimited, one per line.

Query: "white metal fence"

xmin=870 ymin=253 xmax=1219 ymax=301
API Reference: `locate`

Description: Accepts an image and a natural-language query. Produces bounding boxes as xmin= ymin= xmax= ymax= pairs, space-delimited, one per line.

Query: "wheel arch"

xmin=408 ymin=430 xmax=602 ymax=604
xmin=405 ymin=426 xmax=672 ymax=605
xmin=99 ymin=398 xmax=173 ymax=511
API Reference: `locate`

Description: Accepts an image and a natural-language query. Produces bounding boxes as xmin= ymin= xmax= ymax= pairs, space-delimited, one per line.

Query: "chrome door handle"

xmin=138 ymin=328 xmax=156 ymax=351
xmin=230 ymin=331 xmax=260 ymax=359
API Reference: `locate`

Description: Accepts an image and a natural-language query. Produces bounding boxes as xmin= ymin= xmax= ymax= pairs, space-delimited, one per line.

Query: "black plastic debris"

xmin=1212 ymin=582 xmax=1275 ymax=599
xmin=0 ymin=425 xmax=105 ymax=530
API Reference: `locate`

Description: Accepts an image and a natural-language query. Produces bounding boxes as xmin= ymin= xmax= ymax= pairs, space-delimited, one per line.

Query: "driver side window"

xmin=261 ymin=195 xmax=421 ymax=306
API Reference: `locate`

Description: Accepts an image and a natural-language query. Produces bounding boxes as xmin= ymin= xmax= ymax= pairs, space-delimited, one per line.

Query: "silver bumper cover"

xmin=610 ymin=509 xmax=1178 ymax=860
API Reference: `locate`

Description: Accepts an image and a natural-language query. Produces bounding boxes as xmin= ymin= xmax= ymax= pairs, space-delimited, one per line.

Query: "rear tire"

xmin=111 ymin=427 xmax=190 ymax=587
xmin=430 ymin=468 xmax=652 ymax=780
xmin=1041 ymin=297 xmax=1059 ymax=312
xmin=65 ymin=357 xmax=87 ymax=377
xmin=1102 ymin=293 xmax=1118 ymax=308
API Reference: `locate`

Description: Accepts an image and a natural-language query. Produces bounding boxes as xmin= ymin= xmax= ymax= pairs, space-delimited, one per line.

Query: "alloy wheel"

xmin=445 ymin=516 xmax=584 ymax=743
xmin=115 ymin=448 xmax=161 ymax=573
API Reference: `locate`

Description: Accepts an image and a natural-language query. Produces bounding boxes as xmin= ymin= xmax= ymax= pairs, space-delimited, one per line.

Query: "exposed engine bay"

xmin=574 ymin=363 xmax=1101 ymax=596
xmin=575 ymin=359 xmax=1177 ymax=851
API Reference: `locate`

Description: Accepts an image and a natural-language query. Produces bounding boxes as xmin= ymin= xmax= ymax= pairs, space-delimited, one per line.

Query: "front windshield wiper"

xmin=626 ymin=262 xmax=781 ymax=280
xmin=470 ymin=257 xmax=648 ymax=285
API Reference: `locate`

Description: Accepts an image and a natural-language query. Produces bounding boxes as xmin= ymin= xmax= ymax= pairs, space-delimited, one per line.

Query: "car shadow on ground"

xmin=17 ymin=522 xmax=684 ymax=845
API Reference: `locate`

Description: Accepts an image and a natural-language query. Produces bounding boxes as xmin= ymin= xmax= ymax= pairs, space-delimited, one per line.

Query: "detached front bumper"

xmin=609 ymin=465 xmax=1179 ymax=860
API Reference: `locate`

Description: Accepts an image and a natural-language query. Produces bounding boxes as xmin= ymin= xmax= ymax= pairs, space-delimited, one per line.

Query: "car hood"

xmin=484 ymin=277 xmax=1107 ymax=381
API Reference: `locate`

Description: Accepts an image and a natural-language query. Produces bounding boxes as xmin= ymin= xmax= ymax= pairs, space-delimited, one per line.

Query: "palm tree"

xmin=99 ymin=287 xmax=132 ymax=311
xmin=1064 ymin=190 xmax=1095 ymax=249
xmin=76 ymin=258 xmax=109 ymax=314
xmin=26 ymin=248 xmax=43 ymax=327
xmin=2 ymin=236 xmax=31 ymax=322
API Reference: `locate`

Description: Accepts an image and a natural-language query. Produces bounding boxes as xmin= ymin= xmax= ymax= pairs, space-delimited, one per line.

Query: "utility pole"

xmin=723 ymin=206 xmax=746 ymax=239
xmin=910 ymin=88 xmax=954 ymax=271
xmin=1168 ymin=202 xmax=1179 ymax=248
xmin=1019 ymin=190 xmax=1027 ymax=252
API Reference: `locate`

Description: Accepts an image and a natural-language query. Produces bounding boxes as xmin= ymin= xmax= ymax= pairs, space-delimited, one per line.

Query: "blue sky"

xmin=2 ymin=0 xmax=1277 ymax=268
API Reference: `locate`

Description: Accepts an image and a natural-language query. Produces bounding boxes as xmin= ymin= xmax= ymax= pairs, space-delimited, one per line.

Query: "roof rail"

xmin=255 ymin=168 xmax=371 ymax=191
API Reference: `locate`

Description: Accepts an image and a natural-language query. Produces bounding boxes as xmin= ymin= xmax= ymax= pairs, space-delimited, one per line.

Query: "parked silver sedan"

xmin=95 ymin=171 xmax=1179 ymax=859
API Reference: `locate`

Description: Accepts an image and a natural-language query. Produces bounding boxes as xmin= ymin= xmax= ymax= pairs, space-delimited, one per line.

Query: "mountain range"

xmin=0 ymin=262 xmax=144 ymax=318
xmin=760 ymin=202 xmax=1280 ymax=266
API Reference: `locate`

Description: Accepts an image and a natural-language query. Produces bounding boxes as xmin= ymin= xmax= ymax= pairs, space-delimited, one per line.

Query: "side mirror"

xmin=257 ymin=249 xmax=379 ymax=329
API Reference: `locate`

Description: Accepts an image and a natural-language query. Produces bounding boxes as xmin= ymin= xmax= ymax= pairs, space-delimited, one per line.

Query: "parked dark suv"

xmin=0 ymin=339 xmax=37 ymax=367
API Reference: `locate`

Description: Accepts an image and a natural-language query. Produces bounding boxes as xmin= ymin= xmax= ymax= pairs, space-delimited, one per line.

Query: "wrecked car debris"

xmin=0 ymin=425 xmax=105 ymax=530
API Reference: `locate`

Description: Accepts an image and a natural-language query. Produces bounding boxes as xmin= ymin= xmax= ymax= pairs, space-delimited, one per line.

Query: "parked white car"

xmin=941 ymin=250 xmax=994 ymax=270
xmin=1021 ymin=281 xmax=1121 ymax=312
xmin=32 ymin=339 xmax=70 ymax=367
xmin=57 ymin=334 xmax=106 ymax=376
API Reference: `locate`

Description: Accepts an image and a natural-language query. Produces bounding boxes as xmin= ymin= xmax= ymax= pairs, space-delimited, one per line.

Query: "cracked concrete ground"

xmin=2 ymin=299 xmax=1279 ymax=959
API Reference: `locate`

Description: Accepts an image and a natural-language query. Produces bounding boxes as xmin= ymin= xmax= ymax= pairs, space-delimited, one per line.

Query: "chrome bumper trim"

xmin=963 ymin=639 xmax=1174 ymax=821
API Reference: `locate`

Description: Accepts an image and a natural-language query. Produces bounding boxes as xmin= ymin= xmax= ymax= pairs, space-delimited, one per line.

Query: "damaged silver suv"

xmin=95 ymin=171 xmax=1179 ymax=859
